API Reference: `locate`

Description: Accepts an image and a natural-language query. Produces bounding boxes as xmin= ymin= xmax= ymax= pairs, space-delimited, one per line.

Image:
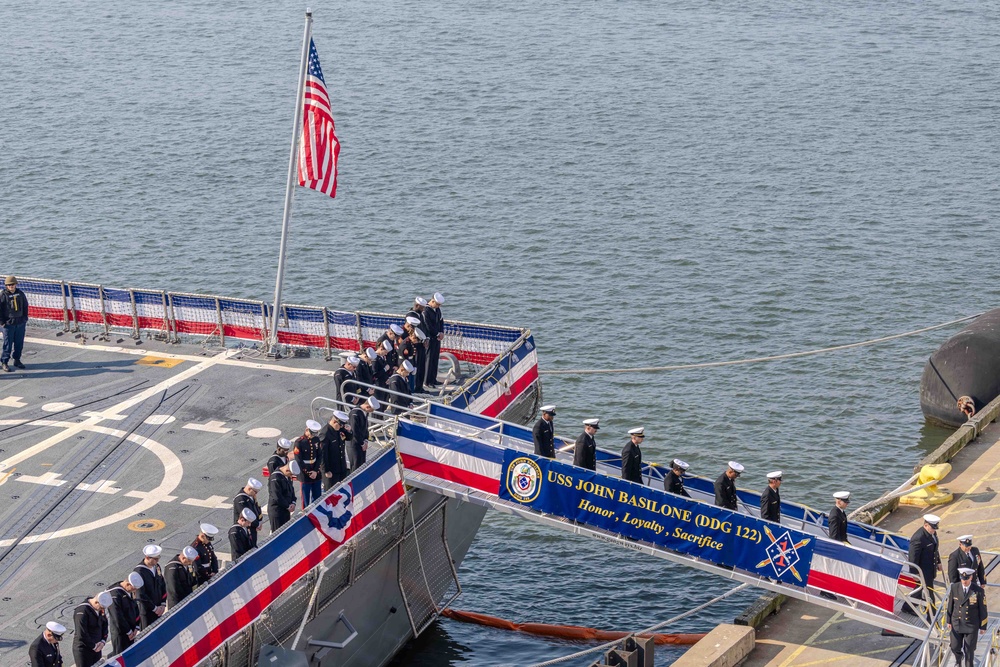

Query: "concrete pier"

xmin=682 ymin=400 xmax=1000 ymax=666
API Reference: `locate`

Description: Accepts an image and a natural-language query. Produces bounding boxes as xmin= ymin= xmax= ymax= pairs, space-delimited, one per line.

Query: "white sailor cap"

xmin=958 ymin=567 xmax=976 ymax=577
xmin=381 ymin=340 xmax=393 ymax=351
xmin=97 ymin=591 xmax=113 ymax=608
xmin=415 ymin=296 xmax=428 ymax=306
xmin=128 ymin=572 xmax=145 ymax=588
xmin=401 ymin=359 xmax=416 ymax=373
xmin=288 ymin=460 xmax=301 ymax=475
xmin=628 ymin=427 xmax=645 ymax=436
xmin=306 ymin=419 xmax=322 ymax=432
xmin=346 ymin=355 xmax=360 ymax=366
xmin=583 ymin=418 xmax=600 ymax=429
xmin=433 ymin=292 xmax=445 ymax=304
xmin=364 ymin=347 xmax=377 ymax=360
xmin=277 ymin=437 xmax=292 ymax=450
xmin=390 ymin=324 xmax=404 ymax=335
xmin=923 ymin=513 xmax=941 ymax=526
xmin=405 ymin=316 xmax=421 ymax=326
xmin=958 ymin=535 xmax=974 ymax=545
xmin=143 ymin=545 xmax=163 ymax=558
xmin=247 ymin=477 xmax=263 ymax=490
xmin=728 ymin=461 xmax=744 ymax=474
xmin=414 ymin=328 xmax=427 ymax=341
xmin=332 ymin=410 xmax=349 ymax=422
xmin=367 ymin=396 xmax=381 ymax=410
xmin=200 ymin=523 xmax=219 ymax=536
xmin=45 ymin=622 xmax=66 ymax=636
xmin=540 ymin=405 xmax=556 ymax=414
xmin=672 ymin=459 xmax=690 ymax=470
xmin=241 ymin=508 xmax=257 ymax=522
xmin=833 ymin=491 xmax=851 ymax=501
xmin=767 ymin=470 xmax=783 ymax=480
xmin=182 ymin=546 xmax=199 ymax=561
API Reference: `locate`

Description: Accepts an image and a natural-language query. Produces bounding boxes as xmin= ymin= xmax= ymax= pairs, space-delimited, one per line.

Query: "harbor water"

xmin=2 ymin=0 xmax=999 ymax=664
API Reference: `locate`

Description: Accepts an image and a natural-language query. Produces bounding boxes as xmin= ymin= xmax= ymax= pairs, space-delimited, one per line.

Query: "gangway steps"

xmin=403 ymin=471 xmax=933 ymax=640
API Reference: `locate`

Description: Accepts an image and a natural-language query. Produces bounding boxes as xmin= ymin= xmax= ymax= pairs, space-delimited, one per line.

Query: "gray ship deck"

xmin=0 ymin=326 xmax=379 ymax=661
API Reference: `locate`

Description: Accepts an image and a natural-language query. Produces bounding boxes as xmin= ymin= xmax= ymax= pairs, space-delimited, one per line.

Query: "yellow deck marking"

xmin=135 ymin=355 xmax=185 ymax=368
xmin=792 ymin=644 xmax=911 ymax=666
xmin=944 ymin=502 xmax=1000 ymax=517
xmin=812 ymin=631 xmax=881 ymax=645
xmin=0 ymin=467 xmax=14 ymax=486
xmin=939 ymin=458 xmax=1000 ymax=521
xmin=777 ymin=612 xmax=841 ymax=667
xmin=128 ymin=519 xmax=166 ymax=532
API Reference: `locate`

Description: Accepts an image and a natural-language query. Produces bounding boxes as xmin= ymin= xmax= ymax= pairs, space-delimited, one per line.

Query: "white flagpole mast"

xmin=268 ymin=9 xmax=314 ymax=356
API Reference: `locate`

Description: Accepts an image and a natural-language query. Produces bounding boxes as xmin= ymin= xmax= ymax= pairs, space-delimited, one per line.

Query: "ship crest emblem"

xmin=757 ymin=527 xmax=810 ymax=581
xmin=506 ymin=457 xmax=542 ymax=503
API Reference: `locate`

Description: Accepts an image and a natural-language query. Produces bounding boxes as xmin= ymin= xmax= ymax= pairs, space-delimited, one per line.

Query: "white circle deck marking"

xmin=41 ymin=402 xmax=75 ymax=412
xmin=247 ymin=427 xmax=281 ymax=438
xmin=144 ymin=414 xmax=177 ymax=425
xmin=0 ymin=419 xmax=183 ymax=546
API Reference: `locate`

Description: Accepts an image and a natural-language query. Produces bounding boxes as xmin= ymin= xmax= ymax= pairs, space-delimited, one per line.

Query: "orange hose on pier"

xmin=441 ymin=609 xmax=705 ymax=645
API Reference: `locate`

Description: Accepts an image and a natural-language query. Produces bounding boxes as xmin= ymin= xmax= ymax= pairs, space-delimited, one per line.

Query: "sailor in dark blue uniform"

xmin=233 ymin=478 xmax=264 ymax=547
xmin=229 ymin=508 xmax=257 ymax=561
xmin=133 ymin=545 xmax=166 ymax=629
xmin=909 ymin=513 xmax=943 ymax=617
xmin=373 ymin=340 xmax=394 ymax=401
xmin=573 ymin=419 xmax=600 ymax=471
xmin=664 ymin=459 xmax=691 ymax=497
xmin=423 ymin=292 xmax=446 ymax=387
xmin=106 ymin=573 xmax=143 ymax=655
xmin=72 ymin=592 xmax=110 ymax=667
xmin=266 ymin=438 xmax=292 ymax=476
xmin=268 ymin=460 xmax=299 ymax=531
xmin=621 ymin=427 xmax=644 ymax=484
xmin=355 ymin=348 xmax=378 ymax=397
xmin=347 ymin=397 xmax=379 ymax=469
xmin=318 ymin=411 xmax=349 ymax=489
xmin=948 ymin=567 xmax=988 ymax=667
xmin=760 ymin=471 xmax=782 ymax=522
xmin=164 ymin=547 xmax=199 ymax=609
xmin=334 ymin=356 xmax=361 ymax=406
xmin=714 ymin=461 xmax=743 ymax=510
xmin=386 ymin=360 xmax=415 ymax=415
xmin=948 ymin=535 xmax=986 ymax=586
xmin=376 ymin=324 xmax=403 ymax=373
xmin=28 ymin=621 xmax=65 ymax=667
xmin=828 ymin=492 xmax=850 ymax=542
xmin=412 ymin=327 xmax=428 ymax=393
xmin=532 ymin=405 xmax=556 ymax=458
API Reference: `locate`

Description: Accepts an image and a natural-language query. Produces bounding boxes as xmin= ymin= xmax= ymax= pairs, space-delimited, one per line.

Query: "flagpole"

xmin=268 ymin=9 xmax=314 ymax=356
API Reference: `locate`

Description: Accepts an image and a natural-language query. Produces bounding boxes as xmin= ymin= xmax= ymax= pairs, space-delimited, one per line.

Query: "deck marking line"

xmin=183 ymin=420 xmax=231 ymax=434
xmin=777 ymin=612 xmax=842 ymax=667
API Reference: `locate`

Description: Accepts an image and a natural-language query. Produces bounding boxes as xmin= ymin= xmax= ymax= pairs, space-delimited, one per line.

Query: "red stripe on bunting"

xmin=399 ymin=453 xmax=500 ymax=495
xmin=806 ymin=570 xmax=895 ymax=612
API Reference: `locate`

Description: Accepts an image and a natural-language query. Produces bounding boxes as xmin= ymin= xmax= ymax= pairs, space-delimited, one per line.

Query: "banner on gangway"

xmin=106 ymin=447 xmax=405 ymax=667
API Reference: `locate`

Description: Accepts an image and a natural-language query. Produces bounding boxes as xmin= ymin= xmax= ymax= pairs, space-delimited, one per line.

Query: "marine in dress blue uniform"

xmin=295 ymin=420 xmax=323 ymax=507
xmin=191 ymin=523 xmax=220 ymax=586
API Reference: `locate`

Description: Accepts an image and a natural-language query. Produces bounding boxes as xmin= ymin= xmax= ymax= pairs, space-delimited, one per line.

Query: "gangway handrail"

xmin=422 ymin=401 xmax=910 ymax=557
xmin=396 ymin=413 xmax=942 ymax=640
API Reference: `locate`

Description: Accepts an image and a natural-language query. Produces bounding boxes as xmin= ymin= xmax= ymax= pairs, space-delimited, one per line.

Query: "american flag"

xmin=297 ymin=39 xmax=340 ymax=198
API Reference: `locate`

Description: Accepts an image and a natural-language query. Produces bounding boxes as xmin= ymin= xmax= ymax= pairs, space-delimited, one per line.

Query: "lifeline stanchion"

xmin=540 ymin=313 xmax=982 ymax=376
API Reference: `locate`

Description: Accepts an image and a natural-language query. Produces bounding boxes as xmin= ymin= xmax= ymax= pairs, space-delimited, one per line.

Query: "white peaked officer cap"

xmin=958 ymin=534 xmax=974 ymax=544
xmin=728 ymin=461 xmax=744 ymax=473
xmin=289 ymin=460 xmax=302 ymax=475
xmin=833 ymin=491 xmax=851 ymax=500
xmin=367 ymin=396 xmax=381 ymax=410
xmin=364 ymin=347 xmax=377 ymax=360
xmin=405 ymin=316 xmax=421 ymax=326
xmin=414 ymin=328 xmax=427 ymax=341
xmin=923 ymin=514 xmax=941 ymax=526
xmin=673 ymin=459 xmax=690 ymax=470
xmin=241 ymin=508 xmax=258 ymax=522
xmin=401 ymin=359 xmax=416 ymax=373
xmin=182 ymin=546 xmax=199 ymax=560
xmin=433 ymin=292 xmax=445 ymax=304
xmin=346 ymin=355 xmax=361 ymax=366
xmin=128 ymin=572 xmax=145 ymax=588
xmin=628 ymin=427 xmax=644 ymax=436
xmin=333 ymin=410 xmax=349 ymax=422
xmin=247 ymin=477 xmax=263 ymax=490
xmin=97 ymin=591 xmax=113 ymax=608
xmin=415 ymin=296 xmax=428 ymax=306
xmin=390 ymin=324 xmax=404 ymax=335
xmin=200 ymin=523 xmax=219 ymax=536
xmin=958 ymin=567 xmax=976 ymax=576
xmin=143 ymin=545 xmax=163 ymax=558
xmin=540 ymin=405 xmax=556 ymax=414
xmin=381 ymin=340 xmax=393 ymax=351
xmin=45 ymin=622 xmax=66 ymax=635
xmin=767 ymin=470 xmax=782 ymax=479
xmin=583 ymin=418 xmax=600 ymax=428
xmin=277 ymin=437 xmax=292 ymax=450
xmin=306 ymin=419 xmax=322 ymax=432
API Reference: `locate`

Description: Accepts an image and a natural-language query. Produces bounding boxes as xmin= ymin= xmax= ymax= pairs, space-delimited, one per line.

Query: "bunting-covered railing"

xmin=104 ymin=447 xmax=405 ymax=667
xmin=397 ymin=415 xmax=909 ymax=615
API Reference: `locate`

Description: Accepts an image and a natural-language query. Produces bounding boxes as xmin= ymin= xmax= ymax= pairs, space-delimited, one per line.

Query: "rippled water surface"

xmin=3 ymin=0 xmax=999 ymax=664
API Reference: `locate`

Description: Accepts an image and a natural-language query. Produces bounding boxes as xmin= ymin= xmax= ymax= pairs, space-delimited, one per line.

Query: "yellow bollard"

xmin=899 ymin=463 xmax=954 ymax=507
